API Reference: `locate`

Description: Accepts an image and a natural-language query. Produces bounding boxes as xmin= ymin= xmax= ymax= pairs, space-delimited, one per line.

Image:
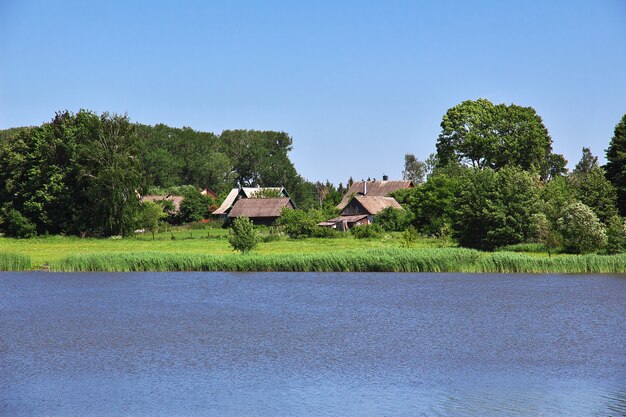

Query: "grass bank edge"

xmin=50 ymin=249 xmax=626 ymax=274
xmin=0 ymin=252 xmax=32 ymax=271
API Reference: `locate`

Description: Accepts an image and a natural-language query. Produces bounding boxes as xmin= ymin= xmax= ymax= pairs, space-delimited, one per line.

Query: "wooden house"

xmin=227 ymin=197 xmax=295 ymax=225
xmin=337 ymin=179 xmax=413 ymax=210
xmin=140 ymin=194 xmax=184 ymax=213
xmin=320 ymin=195 xmax=403 ymax=230
xmin=212 ymin=186 xmax=289 ymax=218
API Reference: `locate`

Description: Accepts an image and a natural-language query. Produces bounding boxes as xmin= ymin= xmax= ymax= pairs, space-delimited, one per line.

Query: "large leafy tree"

xmin=452 ymin=167 xmax=540 ymax=250
xmin=0 ymin=110 xmax=145 ymax=236
xmin=569 ymin=147 xmax=618 ymax=224
xmin=135 ymin=124 xmax=234 ymax=193
xmin=605 ymin=114 xmax=626 ymax=216
xmin=435 ymin=98 xmax=565 ymax=178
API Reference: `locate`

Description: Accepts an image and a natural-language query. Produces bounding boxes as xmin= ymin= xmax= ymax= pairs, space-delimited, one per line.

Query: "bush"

xmin=351 ymin=224 xmax=383 ymax=239
xmin=277 ymin=208 xmax=323 ymax=239
xmin=401 ymin=226 xmax=419 ymax=247
xmin=373 ymin=207 xmax=414 ymax=232
xmin=605 ymin=215 xmax=625 ymax=254
xmin=228 ymin=216 xmax=258 ymax=253
xmin=557 ymin=202 xmax=607 ymax=254
xmin=177 ymin=190 xmax=212 ymax=223
xmin=3 ymin=209 xmax=37 ymax=238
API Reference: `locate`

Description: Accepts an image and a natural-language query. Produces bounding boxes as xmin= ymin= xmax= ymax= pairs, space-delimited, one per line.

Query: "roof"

xmin=318 ymin=214 xmax=368 ymax=226
xmin=212 ymin=187 xmax=288 ymax=215
xmin=212 ymin=188 xmax=239 ymax=214
xmin=241 ymin=187 xmax=285 ymax=198
xmin=141 ymin=194 xmax=184 ymax=212
xmin=337 ymin=180 xmax=413 ymax=209
xmin=345 ymin=195 xmax=403 ymax=215
xmin=228 ymin=198 xmax=293 ymax=219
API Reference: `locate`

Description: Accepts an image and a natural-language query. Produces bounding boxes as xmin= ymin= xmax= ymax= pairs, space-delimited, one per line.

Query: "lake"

xmin=1 ymin=272 xmax=624 ymax=416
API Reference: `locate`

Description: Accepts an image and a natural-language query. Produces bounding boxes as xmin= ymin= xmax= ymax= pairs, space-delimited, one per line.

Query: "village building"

xmin=140 ymin=194 xmax=184 ymax=213
xmin=212 ymin=186 xmax=289 ymax=218
xmin=336 ymin=177 xmax=414 ymax=210
xmin=320 ymin=195 xmax=403 ymax=231
xmin=200 ymin=188 xmax=218 ymax=199
xmin=227 ymin=197 xmax=295 ymax=225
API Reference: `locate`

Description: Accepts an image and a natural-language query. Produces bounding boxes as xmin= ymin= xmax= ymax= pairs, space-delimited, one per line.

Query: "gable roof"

xmin=241 ymin=187 xmax=286 ymax=198
xmin=337 ymin=180 xmax=413 ymax=209
xmin=228 ymin=198 xmax=293 ymax=219
xmin=141 ymin=194 xmax=184 ymax=212
xmin=212 ymin=187 xmax=289 ymax=215
xmin=343 ymin=195 xmax=403 ymax=215
xmin=212 ymin=188 xmax=240 ymax=215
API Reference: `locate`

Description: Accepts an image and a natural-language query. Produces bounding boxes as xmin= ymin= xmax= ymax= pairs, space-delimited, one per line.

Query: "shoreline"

xmin=3 ymin=248 xmax=624 ymax=274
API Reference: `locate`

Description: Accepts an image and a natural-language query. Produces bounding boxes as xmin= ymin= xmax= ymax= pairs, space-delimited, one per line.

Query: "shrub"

xmin=605 ymin=215 xmax=625 ymax=254
xmin=3 ymin=209 xmax=37 ymax=238
xmin=351 ymin=224 xmax=383 ymax=239
xmin=277 ymin=208 xmax=323 ymax=239
xmin=374 ymin=207 xmax=414 ymax=232
xmin=228 ymin=216 xmax=258 ymax=253
xmin=401 ymin=226 xmax=419 ymax=247
xmin=557 ymin=202 xmax=607 ymax=254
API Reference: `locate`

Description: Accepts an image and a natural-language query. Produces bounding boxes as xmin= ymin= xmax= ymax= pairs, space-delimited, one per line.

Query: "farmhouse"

xmin=337 ymin=178 xmax=413 ymax=210
xmin=212 ymin=186 xmax=289 ymax=218
xmin=140 ymin=194 xmax=184 ymax=213
xmin=320 ymin=195 xmax=403 ymax=231
xmin=228 ymin=197 xmax=295 ymax=225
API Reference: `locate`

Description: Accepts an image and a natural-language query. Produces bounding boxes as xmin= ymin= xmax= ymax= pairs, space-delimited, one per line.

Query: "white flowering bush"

xmin=557 ymin=202 xmax=607 ymax=253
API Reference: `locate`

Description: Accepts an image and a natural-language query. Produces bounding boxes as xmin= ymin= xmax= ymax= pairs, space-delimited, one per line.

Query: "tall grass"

xmin=0 ymin=252 xmax=32 ymax=271
xmin=51 ymin=248 xmax=626 ymax=273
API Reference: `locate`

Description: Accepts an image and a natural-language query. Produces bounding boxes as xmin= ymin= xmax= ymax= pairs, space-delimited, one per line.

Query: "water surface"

xmin=1 ymin=272 xmax=624 ymax=416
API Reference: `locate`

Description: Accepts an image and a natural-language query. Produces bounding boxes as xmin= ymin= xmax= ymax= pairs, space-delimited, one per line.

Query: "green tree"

xmin=605 ymin=215 xmax=625 ymax=255
xmin=0 ymin=110 xmax=145 ymax=236
xmin=178 ymin=189 xmax=211 ymax=223
xmin=373 ymin=207 xmax=414 ymax=232
xmin=78 ymin=112 xmax=145 ymax=236
xmin=435 ymin=98 xmax=562 ymax=175
xmin=453 ymin=167 xmax=540 ymax=250
xmin=395 ymin=173 xmax=462 ymax=236
xmin=137 ymin=201 xmax=166 ymax=240
xmin=557 ymin=202 xmax=607 ymax=254
xmin=228 ymin=216 xmax=258 ymax=253
xmin=277 ymin=208 xmax=326 ymax=239
xmin=569 ymin=148 xmax=619 ymax=224
xmin=2 ymin=209 xmax=37 ymax=238
xmin=402 ymin=153 xmax=426 ymax=184
xmin=605 ymin=114 xmax=626 ymax=216
xmin=529 ymin=212 xmax=561 ymax=256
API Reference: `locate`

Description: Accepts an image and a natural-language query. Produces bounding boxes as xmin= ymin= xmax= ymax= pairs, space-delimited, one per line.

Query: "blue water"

xmin=1 ymin=272 xmax=624 ymax=416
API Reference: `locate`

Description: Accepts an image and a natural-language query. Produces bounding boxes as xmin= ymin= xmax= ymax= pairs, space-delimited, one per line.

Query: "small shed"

xmin=227 ymin=197 xmax=294 ymax=225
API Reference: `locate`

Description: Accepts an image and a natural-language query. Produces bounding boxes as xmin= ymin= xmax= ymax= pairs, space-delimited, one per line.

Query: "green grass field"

xmin=1 ymin=226 xmax=624 ymax=273
xmin=0 ymin=227 xmax=450 ymax=268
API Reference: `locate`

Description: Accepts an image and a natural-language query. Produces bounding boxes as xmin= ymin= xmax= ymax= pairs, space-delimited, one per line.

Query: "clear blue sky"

xmin=1 ymin=0 xmax=625 ymax=185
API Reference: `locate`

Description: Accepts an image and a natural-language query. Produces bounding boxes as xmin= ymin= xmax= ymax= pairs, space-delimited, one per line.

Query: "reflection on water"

xmin=1 ymin=272 xmax=624 ymax=416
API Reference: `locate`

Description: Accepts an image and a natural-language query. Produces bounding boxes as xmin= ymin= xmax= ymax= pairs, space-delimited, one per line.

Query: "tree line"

xmin=0 ymin=101 xmax=624 ymax=255
xmin=395 ymin=99 xmax=625 ymax=253
xmin=0 ymin=110 xmax=336 ymax=237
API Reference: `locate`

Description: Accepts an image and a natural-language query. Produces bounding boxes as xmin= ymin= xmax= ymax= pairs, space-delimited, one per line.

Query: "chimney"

xmin=364 ymin=181 xmax=367 ymax=195
xmin=382 ymin=174 xmax=389 ymax=181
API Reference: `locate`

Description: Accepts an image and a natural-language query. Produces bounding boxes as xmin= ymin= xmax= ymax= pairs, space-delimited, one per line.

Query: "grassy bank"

xmin=50 ymin=248 xmax=626 ymax=274
xmin=0 ymin=252 xmax=32 ymax=271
